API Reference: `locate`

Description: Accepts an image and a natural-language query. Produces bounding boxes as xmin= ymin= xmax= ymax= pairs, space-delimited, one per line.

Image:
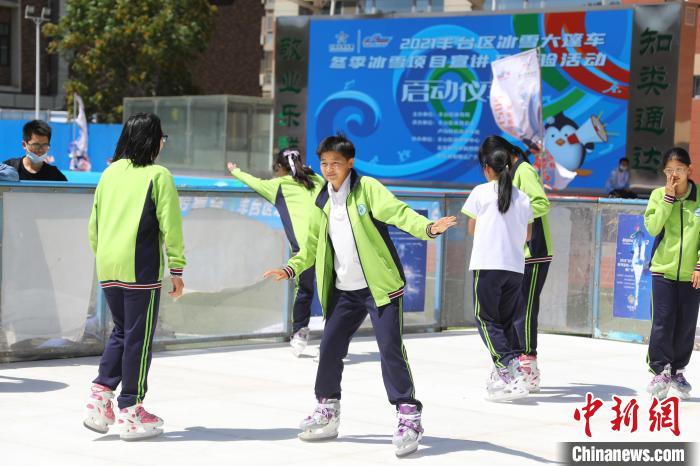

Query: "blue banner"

xmin=307 ymin=10 xmax=633 ymax=189
xmin=389 ymin=210 xmax=428 ymax=313
xmin=612 ymin=214 xmax=653 ymax=320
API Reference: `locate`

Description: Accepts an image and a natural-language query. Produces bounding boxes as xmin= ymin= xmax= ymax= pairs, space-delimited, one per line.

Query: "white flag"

xmin=490 ymin=49 xmax=577 ymax=189
xmin=69 ymin=94 xmax=91 ymax=171
xmin=490 ymin=48 xmax=543 ymax=152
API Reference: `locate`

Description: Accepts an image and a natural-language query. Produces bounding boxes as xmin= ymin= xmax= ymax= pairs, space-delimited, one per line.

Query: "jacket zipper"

xmin=345 ymin=194 xmax=371 ymax=289
xmin=677 ymin=199 xmax=684 ymax=281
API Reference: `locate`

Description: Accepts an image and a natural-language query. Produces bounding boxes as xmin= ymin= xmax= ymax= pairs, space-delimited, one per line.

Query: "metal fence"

xmin=0 ymin=182 xmax=692 ymax=363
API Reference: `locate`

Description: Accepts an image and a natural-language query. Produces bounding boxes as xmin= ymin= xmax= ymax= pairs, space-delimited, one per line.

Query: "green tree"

xmin=45 ymin=0 xmax=217 ymax=122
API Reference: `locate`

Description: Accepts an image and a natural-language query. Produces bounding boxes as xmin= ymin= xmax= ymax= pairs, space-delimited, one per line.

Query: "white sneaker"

xmin=291 ymin=327 xmax=310 ymax=357
xmin=118 ymin=404 xmax=164 ymax=440
xmin=83 ymin=384 xmax=116 ymax=434
xmin=298 ymin=398 xmax=340 ymax=441
xmin=518 ymin=354 xmax=540 ymax=393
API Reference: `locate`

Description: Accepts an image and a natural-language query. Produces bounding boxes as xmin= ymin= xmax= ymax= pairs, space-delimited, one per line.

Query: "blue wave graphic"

xmin=314 ymin=90 xmax=382 ymax=141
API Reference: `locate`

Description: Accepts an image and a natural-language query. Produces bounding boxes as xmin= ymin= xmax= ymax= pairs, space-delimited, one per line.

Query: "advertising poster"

xmin=307 ymin=10 xmax=632 ymax=189
xmin=612 ymin=213 xmax=653 ymax=320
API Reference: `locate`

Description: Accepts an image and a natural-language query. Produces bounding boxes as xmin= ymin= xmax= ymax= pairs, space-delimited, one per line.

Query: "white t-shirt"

xmin=328 ymin=175 xmax=368 ymax=291
xmin=461 ymin=181 xmax=533 ymax=273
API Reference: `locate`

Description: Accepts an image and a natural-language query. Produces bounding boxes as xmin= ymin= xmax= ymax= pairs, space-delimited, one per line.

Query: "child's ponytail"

xmin=478 ymin=135 xmax=515 ymax=213
xmin=274 ymin=149 xmax=317 ymax=190
xmin=497 ymin=163 xmax=513 ymax=213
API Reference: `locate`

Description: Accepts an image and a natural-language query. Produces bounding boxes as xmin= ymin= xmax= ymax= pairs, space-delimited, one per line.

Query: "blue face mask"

xmin=26 ymin=150 xmax=47 ymax=165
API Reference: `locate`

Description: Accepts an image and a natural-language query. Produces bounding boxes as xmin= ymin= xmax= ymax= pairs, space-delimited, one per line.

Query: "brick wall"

xmin=0 ymin=7 xmax=11 ymax=86
xmin=193 ymin=0 xmax=264 ymax=96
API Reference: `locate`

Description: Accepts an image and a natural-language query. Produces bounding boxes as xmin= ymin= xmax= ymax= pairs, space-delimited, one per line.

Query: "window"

xmin=694 ymin=76 xmax=700 ymax=98
xmin=0 ymin=23 xmax=9 ymax=67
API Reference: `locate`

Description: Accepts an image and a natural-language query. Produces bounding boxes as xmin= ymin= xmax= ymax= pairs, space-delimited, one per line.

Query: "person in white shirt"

xmin=264 ymin=134 xmax=457 ymax=456
xmin=462 ymin=136 xmax=533 ymax=402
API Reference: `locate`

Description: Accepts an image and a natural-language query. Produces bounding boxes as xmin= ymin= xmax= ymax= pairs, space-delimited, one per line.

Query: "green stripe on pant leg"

xmin=137 ymin=290 xmax=156 ymax=404
xmin=139 ymin=290 xmax=156 ymax=403
xmin=525 ymin=264 xmax=539 ymax=355
xmin=398 ymin=297 xmax=416 ymax=398
xmin=474 ymin=271 xmax=504 ymax=368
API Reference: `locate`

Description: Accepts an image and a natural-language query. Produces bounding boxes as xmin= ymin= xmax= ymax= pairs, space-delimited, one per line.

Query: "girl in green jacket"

xmin=644 ymin=147 xmax=700 ymax=400
xmin=228 ymin=149 xmax=324 ymax=357
xmin=84 ymin=113 xmax=186 ymax=440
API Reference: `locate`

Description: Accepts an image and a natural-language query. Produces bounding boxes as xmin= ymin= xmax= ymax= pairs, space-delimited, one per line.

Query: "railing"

xmin=0 ymin=180 xmax=691 ymax=363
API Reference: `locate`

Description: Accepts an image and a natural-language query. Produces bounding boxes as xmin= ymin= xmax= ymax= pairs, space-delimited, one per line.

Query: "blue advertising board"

xmin=307 ymin=10 xmax=633 ymax=189
xmin=612 ymin=213 xmax=653 ymax=320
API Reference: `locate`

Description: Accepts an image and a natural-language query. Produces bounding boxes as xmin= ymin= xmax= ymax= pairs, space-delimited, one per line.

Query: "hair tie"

xmin=284 ymin=149 xmax=300 ymax=176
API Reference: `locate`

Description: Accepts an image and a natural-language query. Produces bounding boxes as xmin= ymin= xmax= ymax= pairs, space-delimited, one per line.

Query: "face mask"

xmin=619 ymin=165 xmax=628 ymax=172
xmin=26 ymin=150 xmax=47 ymax=164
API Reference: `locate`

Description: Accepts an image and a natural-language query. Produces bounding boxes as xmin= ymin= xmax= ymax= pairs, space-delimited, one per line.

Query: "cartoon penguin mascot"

xmin=543 ymin=112 xmax=594 ymax=172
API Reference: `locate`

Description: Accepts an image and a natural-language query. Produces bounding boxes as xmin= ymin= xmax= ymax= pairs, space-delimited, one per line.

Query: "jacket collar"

xmin=315 ymin=169 xmax=362 ymax=210
xmin=686 ymin=180 xmax=697 ymax=202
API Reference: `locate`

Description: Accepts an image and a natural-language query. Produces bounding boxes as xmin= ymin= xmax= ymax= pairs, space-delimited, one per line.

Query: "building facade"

xmin=0 ymin=0 xmax=67 ymax=112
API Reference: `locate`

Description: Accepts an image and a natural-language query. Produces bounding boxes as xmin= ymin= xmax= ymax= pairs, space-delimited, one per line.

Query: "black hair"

xmin=662 ymin=147 xmax=691 ymax=168
xmin=112 ymin=113 xmax=164 ymax=167
xmin=316 ymin=133 xmax=355 ymax=160
xmin=619 ymin=157 xmax=629 ymax=163
xmin=274 ymin=148 xmax=316 ymax=190
xmin=478 ymin=135 xmax=515 ymax=214
xmin=23 ymin=120 xmax=52 ymax=142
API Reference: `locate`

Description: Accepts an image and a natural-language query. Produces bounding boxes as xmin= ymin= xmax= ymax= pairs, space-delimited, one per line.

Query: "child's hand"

xmin=664 ymin=173 xmax=677 ymax=197
xmin=169 ymin=276 xmax=184 ymax=298
xmin=430 ymin=216 xmax=458 ymax=235
xmin=263 ymin=268 xmax=289 ymax=281
xmin=693 ymin=271 xmax=700 ymax=289
xmin=227 ymin=162 xmax=237 ymax=173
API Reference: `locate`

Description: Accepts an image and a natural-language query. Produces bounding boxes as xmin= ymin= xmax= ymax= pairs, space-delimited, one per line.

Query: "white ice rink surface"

xmin=1 ymin=330 xmax=698 ymax=466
